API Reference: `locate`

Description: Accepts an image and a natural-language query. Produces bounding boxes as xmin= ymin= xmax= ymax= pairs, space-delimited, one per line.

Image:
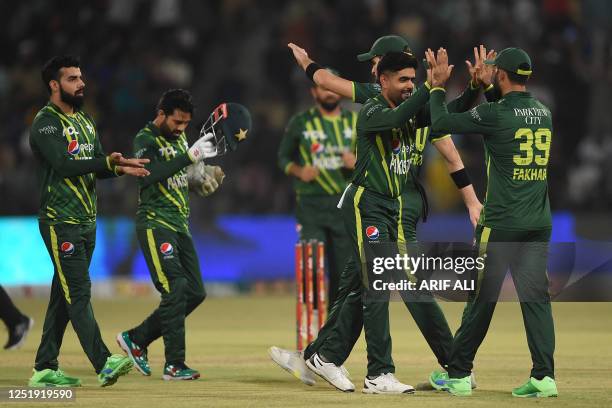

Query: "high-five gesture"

xmin=465 ymin=45 xmax=483 ymax=86
xmin=478 ymin=48 xmax=497 ymax=87
xmin=465 ymin=45 xmax=497 ymax=87
xmin=425 ymin=48 xmax=454 ymax=88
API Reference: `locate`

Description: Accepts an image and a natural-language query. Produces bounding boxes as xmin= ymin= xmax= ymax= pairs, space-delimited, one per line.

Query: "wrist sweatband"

xmin=305 ymin=62 xmax=323 ymax=82
xmin=450 ymin=168 xmax=471 ymax=189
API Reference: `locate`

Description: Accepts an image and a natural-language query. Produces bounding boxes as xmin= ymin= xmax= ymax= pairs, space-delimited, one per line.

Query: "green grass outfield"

xmin=1 ymin=296 xmax=611 ymax=407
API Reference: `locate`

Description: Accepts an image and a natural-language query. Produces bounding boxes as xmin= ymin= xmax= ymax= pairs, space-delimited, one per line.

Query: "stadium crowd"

xmin=0 ymin=0 xmax=610 ymax=224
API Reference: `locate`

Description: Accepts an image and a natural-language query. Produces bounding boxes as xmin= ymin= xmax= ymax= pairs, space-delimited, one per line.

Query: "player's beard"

xmin=493 ymin=72 xmax=502 ymax=94
xmin=316 ymin=96 xmax=340 ymax=113
xmin=60 ymin=86 xmax=84 ymax=110
xmin=389 ymin=88 xmax=407 ymax=106
xmin=160 ymin=119 xmax=180 ymax=139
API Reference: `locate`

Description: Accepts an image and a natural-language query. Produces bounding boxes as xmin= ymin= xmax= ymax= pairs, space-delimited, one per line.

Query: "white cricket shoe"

xmin=362 ymin=373 xmax=415 ymax=394
xmin=305 ymin=353 xmax=355 ymax=392
xmin=268 ymin=346 xmax=316 ymax=386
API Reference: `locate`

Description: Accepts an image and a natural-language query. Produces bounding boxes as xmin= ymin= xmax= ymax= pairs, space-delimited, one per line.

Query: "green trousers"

xmin=447 ymin=225 xmax=555 ymax=379
xmin=35 ymin=222 xmax=111 ymax=373
xmin=296 ymin=194 xmax=351 ymax=309
xmin=129 ymin=227 xmax=206 ymax=364
xmin=306 ymin=185 xmax=453 ymax=376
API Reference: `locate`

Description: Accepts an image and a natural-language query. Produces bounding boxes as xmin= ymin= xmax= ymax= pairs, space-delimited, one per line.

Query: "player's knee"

xmin=168 ymin=277 xmax=187 ymax=297
xmin=190 ymin=286 xmax=206 ymax=307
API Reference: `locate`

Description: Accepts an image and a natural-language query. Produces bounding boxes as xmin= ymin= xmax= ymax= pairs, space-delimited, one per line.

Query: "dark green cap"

xmin=357 ymin=35 xmax=411 ymax=62
xmin=484 ymin=47 xmax=532 ymax=76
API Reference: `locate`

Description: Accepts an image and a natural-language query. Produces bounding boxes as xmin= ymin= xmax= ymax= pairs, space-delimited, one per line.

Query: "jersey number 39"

xmin=513 ymin=128 xmax=552 ymax=166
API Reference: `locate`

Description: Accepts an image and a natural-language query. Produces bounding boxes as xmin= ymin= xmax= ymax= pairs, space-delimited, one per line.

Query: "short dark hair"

xmin=41 ymin=55 xmax=81 ymax=94
xmin=156 ymin=89 xmax=195 ymax=116
xmin=503 ymin=68 xmax=529 ymax=85
xmin=377 ymin=52 xmax=418 ymax=80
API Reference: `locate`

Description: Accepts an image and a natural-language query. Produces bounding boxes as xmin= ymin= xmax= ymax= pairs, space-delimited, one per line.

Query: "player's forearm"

xmin=285 ymin=162 xmax=304 ymax=179
xmin=53 ymin=156 xmax=112 ymax=178
xmin=447 ymin=80 xmax=480 ymax=113
xmin=95 ymin=152 xmax=121 ymax=179
xmin=140 ymin=154 xmax=192 ymax=187
xmin=483 ymin=84 xmax=499 ymax=102
xmin=312 ymin=69 xmax=353 ymax=99
xmin=435 ymin=136 xmax=467 ymax=174
xmin=429 ymin=88 xmax=455 ymax=133
xmin=458 ymin=184 xmax=480 ymax=208
xmin=361 ymin=84 xmax=430 ymax=132
xmin=96 ymin=166 xmax=121 ymax=179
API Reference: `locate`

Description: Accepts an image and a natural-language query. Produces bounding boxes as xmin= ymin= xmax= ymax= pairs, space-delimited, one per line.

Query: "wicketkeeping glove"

xmin=187 ymin=163 xmax=225 ymax=197
xmin=188 ymin=132 xmax=217 ymax=162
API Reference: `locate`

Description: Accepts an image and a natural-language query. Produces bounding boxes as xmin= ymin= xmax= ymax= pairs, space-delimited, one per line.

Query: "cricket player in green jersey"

xmin=271 ymin=38 xmax=485 ymax=392
xmin=278 ymin=76 xmax=357 ymax=309
xmin=28 ymin=55 xmax=151 ymax=387
xmin=426 ymin=47 xmax=557 ymax=397
xmin=116 ymin=91 xmax=251 ymax=381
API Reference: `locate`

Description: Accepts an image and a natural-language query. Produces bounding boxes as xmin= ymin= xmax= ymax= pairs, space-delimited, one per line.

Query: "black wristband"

xmin=450 ymin=168 xmax=471 ymax=189
xmin=305 ymin=62 xmax=323 ymax=82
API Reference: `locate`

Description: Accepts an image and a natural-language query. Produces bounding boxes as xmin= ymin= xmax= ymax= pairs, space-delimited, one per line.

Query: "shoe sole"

xmin=305 ymin=358 xmax=354 ymax=392
xmin=267 ymin=347 xmax=315 ymax=386
xmin=161 ymin=373 xmax=201 ymax=381
xmin=116 ymin=333 xmax=151 ymax=376
xmin=512 ymin=392 xmax=558 ymax=398
xmin=28 ymin=381 xmax=81 ymax=387
xmin=100 ymin=359 xmax=134 ymax=387
xmin=6 ymin=318 xmax=34 ymax=351
xmin=362 ymin=384 xmax=415 ymax=394
xmin=446 ymin=389 xmax=472 ymax=397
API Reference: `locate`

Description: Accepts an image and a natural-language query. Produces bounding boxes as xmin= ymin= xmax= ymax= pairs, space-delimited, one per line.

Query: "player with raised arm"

xmin=28 ymin=55 xmax=149 ymax=387
xmin=427 ymin=47 xmax=557 ymax=398
xmin=271 ymin=38 xmax=486 ymax=393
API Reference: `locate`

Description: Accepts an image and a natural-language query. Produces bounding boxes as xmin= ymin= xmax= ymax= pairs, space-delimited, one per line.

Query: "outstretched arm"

xmin=30 ymin=117 xmax=149 ymax=178
xmin=358 ymin=84 xmax=431 ymax=132
xmin=135 ymin=132 xmax=216 ymax=188
xmin=288 ymin=43 xmax=354 ymax=98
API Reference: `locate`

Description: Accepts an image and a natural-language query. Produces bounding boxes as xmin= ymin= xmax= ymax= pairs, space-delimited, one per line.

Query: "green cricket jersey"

xmin=352 ymin=79 xmax=483 ymax=182
xmin=133 ymin=123 xmax=194 ymax=233
xmin=352 ymin=84 xmax=432 ymax=198
xmin=30 ymin=102 xmax=119 ymax=225
xmin=278 ymin=107 xmax=357 ymax=195
xmin=430 ymin=89 xmax=552 ymax=230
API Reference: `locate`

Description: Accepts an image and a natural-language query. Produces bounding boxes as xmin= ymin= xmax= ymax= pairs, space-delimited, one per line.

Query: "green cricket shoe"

xmin=512 ymin=376 xmax=558 ymax=398
xmin=28 ymin=368 xmax=81 ymax=387
xmin=445 ymin=375 xmax=472 ymax=396
xmin=116 ymin=331 xmax=151 ymax=376
xmin=427 ymin=370 xmax=477 ymax=391
xmin=428 ymin=370 xmax=449 ymax=391
xmin=162 ymin=363 xmax=200 ymax=381
xmin=98 ymin=354 xmax=134 ymax=387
